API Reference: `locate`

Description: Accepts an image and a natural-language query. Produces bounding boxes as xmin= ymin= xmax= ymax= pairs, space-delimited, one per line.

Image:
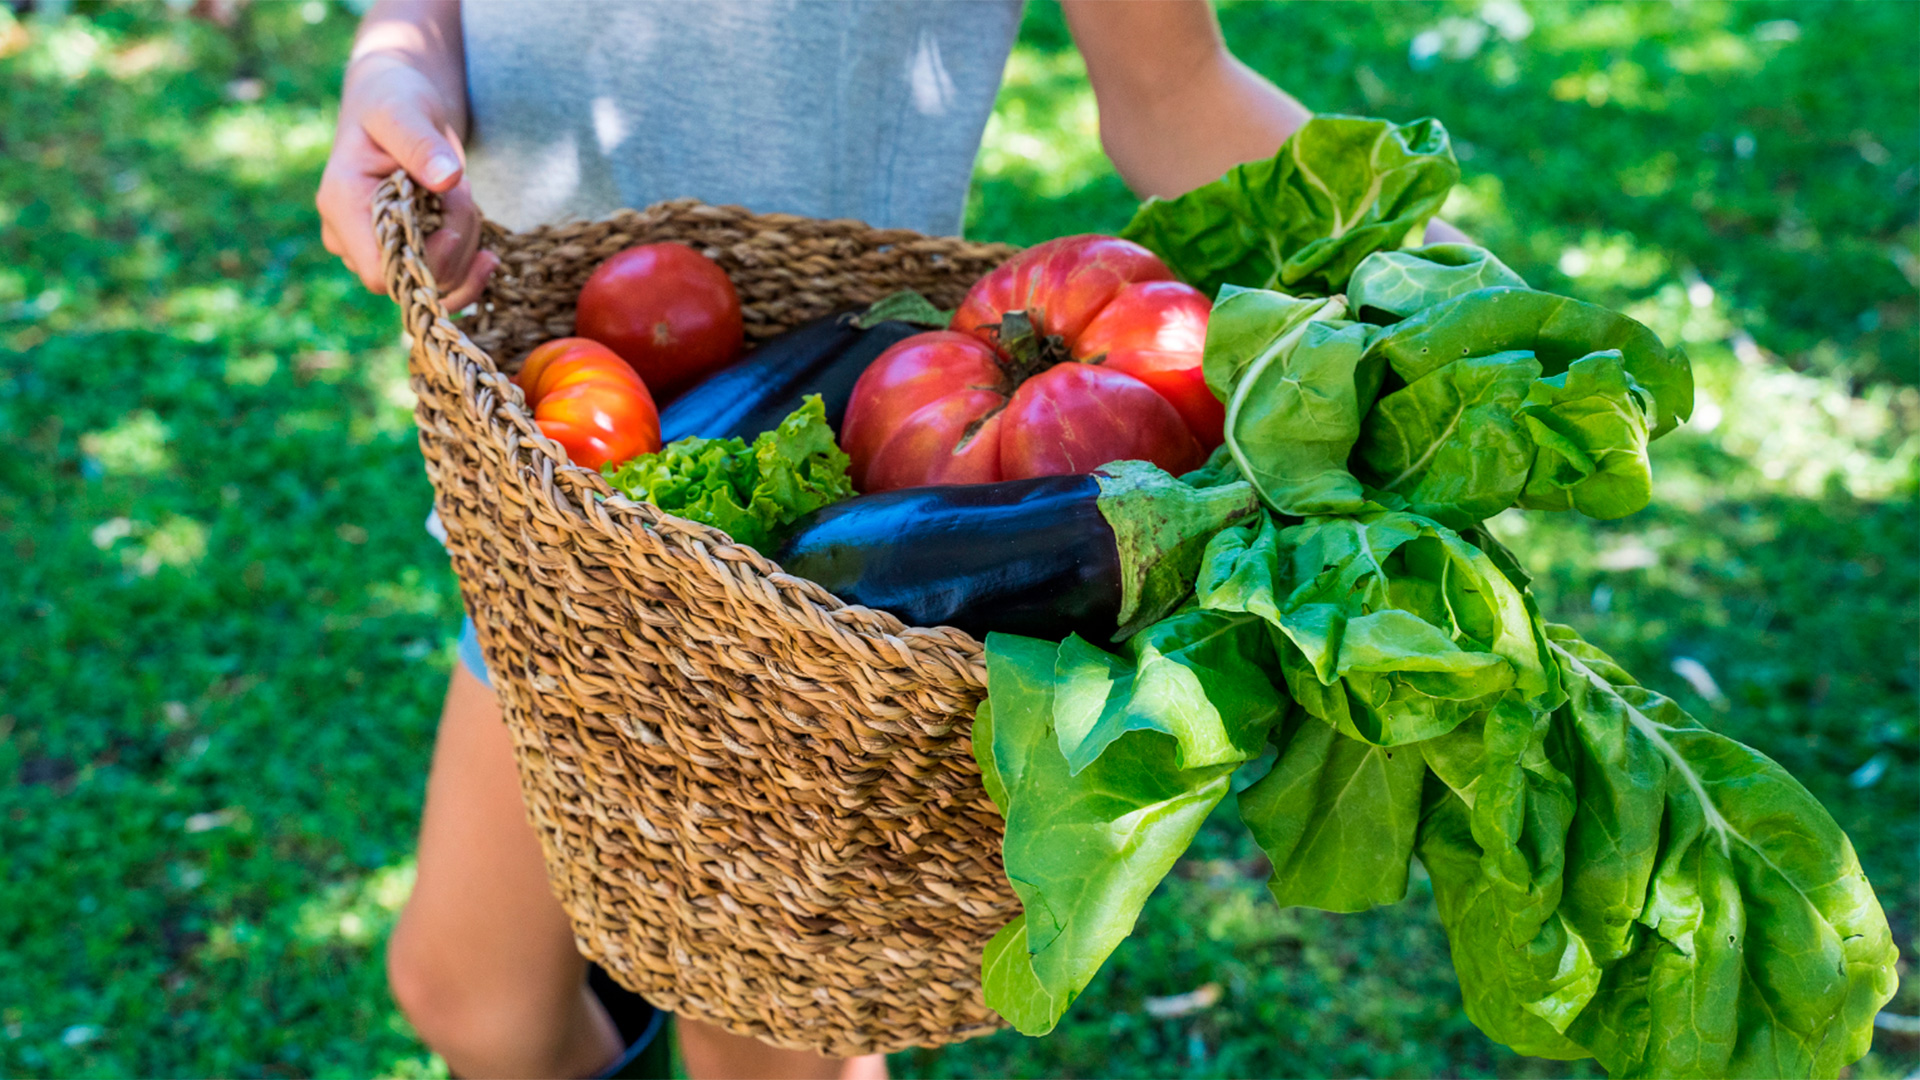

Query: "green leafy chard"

xmin=1198 ymin=510 xmax=1549 ymax=747
xmin=1514 ymin=351 xmax=1655 ymax=518
xmin=1352 ymin=349 xmax=1543 ymax=528
xmin=977 ymin=630 xmax=1280 ymax=1036
xmin=602 ymin=395 xmax=853 ymax=551
xmin=1419 ymin=624 xmax=1900 ymax=1078
xmin=1210 ymin=299 xmax=1381 ymax=516
xmin=1240 ymin=709 xmax=1428 ymax=913
xmin=1091 ymin=461 xmax=1261 ymax=639
xmin=1370 ymin=286 xmax=1693 ymax=438
xmin=1347 ymin=243 xmax=1530 ymax=322
xmin=1122 ymin=116 xmax=1459 ymax=298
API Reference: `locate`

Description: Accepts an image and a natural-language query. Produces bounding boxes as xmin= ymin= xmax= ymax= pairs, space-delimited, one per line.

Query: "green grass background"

xmin=1 ymin=1 xmax=1913 ymax=1076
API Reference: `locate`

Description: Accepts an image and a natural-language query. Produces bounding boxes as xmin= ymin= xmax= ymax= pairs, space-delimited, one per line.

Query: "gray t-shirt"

xmin=461 ymin=0 xmax=1024 ymax=236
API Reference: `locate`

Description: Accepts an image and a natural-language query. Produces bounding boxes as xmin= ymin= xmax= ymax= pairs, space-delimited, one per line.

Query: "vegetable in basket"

xmin=574 ymin=241 xmax=744 ymax=402
xmin=602 ymin=395 xmax=850 ymax=552
xmin=841 ymin=236 xmax=1218 ymax=492
xmin=774 ymin=461 xmax=1258 ymax=641
xmin=659 ymin=313 xmax=923 ymax=442
xmin=513 ymin=337 xmax=661 ymax=471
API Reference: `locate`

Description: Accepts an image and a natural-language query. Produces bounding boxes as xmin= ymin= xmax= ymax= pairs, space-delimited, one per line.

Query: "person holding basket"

xmin=316 ymin=2 xmax=1459 ymax=1076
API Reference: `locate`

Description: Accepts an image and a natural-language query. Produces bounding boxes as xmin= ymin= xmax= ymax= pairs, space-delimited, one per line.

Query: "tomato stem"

xmin=992 ymin=310 xmax=1069 ymax=388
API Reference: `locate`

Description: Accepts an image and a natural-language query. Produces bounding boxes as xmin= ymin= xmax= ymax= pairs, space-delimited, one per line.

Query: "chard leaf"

xmin=1220 ymin=317 xmax=1382 ymax=516
xmin=1200 ymin=286 xmax=1348 ymax=404
xmin=1515 ymin=350 xmax=1655 ymax=519
xmin=1352 ymin=350 xmax=1543 ymax=528
xmin=1347 ymin=243 xmax=1530 ymax=322
xmin=1549 ymin=626 xmax=1898 ymax=1079
xmin=1122 ymin=115 xmax=1459 ymax=298
xmin=1240 ymin=711 xmax=1427 ymax=912
xmin=1197 ymin=511 xmax=1548 ymax=746
xmin=1370 ymin=286 xmax=1693 ymax=438
xmin=1419 ymin=625 xmax=1900 ymax=1078
xmin=1179 ymin=443 xmax=1245 ymax=490
xmin=979 ymin=633 xmax=1236 ymax=1037
xmin=1052 ymin=608 xmax=1286 ymax=775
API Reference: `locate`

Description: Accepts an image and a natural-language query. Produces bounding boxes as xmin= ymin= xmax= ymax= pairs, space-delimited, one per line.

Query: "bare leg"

xmin=677 ymin=1016 xmax=889 ymax=1080
xmin=387 ymin=665 xmax=624 ymax=1079
xmin=388 ymin=665 xmax=887 ymax=1079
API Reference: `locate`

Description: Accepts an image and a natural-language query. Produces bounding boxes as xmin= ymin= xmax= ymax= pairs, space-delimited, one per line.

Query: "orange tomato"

xmin=513 ymin=337 xmax=661 ymax=470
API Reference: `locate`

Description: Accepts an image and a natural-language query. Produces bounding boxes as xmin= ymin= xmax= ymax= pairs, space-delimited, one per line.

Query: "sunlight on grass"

xmin=104 ymin=34 xmax=190 ymax=81
xmin=23 ymin=18 xmax=102 ymax=82
xmin=1703 ymin=361 xmax=1919 ymax=501
xmin=123 ymin=514 xmax=210 ymax=577
xmin=190 ymin=106 xmax=335 ymax=186
xmin=364 ymin=569 xmax=446 ymax=619
xmin=974 ymin=47 xmax=1108 ymax=200
xmin=223 ymin=352 xmax=278 ymax=386
xmin=163 ymin=283 xmax=246 ymax=342
xmin=352 ymin=344 xmax=422 ymax=441
xmin=293 ymin=861 xmax=416 ymax=947
xmin=1554 ymin=232 xmax=1667 ymax=292
xmin=79 ymin=408 xmax=172 ymax=475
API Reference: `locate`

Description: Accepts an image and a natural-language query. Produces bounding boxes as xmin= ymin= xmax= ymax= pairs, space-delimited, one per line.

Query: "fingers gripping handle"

xmin=370 ymin=169 xmax=510 ymax=391
xmin=371 ymin=169 xmax=447 ymax=319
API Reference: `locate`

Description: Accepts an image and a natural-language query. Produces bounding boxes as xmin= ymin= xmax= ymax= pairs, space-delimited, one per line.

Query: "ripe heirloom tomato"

xmin=573 ymin=242 xmax=743 ymax=403
xmin=842 ymin=235 xmax=1219 ymax=492
xmin=514 ymin=337 xmax=661 ymax=470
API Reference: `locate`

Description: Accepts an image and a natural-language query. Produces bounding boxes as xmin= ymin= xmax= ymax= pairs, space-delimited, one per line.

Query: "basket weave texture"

xmin=372 ymin=173 xmax=1027 ymax=1057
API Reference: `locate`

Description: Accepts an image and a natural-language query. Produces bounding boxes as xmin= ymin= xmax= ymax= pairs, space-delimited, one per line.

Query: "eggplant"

xmin=774 ymin=462 xmax=1260 ymax=642
xmin=658 ymin=314 xmax=922 ymax=442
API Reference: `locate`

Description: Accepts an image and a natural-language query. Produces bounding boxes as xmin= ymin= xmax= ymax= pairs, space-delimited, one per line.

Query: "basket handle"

xmin=370 ymin=169 xmax=506 ymax=380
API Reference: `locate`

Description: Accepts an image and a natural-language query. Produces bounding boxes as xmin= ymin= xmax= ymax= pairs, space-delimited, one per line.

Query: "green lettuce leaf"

xmin=1197 ymin=510 xmax=1549 ymax=746
xmin=1352 ymin=349 xmax=1543 ymax=528
xmin=602 ymin=395 xmax=853 ymax=551
xmin=1052 ymin=608 xmax=1285 ymax=774
xmin=978 ymin=633 xmax=1240 ymax=1036
xmin=1370 ymin=286 xmax=1693 ymax=438
xmin=1239 ymin=709 xmax=1428 ymax=913
xmin=1419 ymin=624 xmax=1900 ymax=1078
xmin=1200 ymin=285 xmax=1348 ymax=403
xmin=1515 ymin=350 xmax=1655 ymax=519
xmin=1122 ymin=115 xmax=1459 ymax=298
xmin=1218 ymin=312 xmax=1382 ymax=516
xmin=1347 ymin=243 xmax=1530 ymax=322
xmin=1179 ymin=444 xmax=1245 ymax=490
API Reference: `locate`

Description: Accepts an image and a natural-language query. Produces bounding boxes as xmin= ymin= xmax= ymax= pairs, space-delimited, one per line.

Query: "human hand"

xmin=317 ymin=53 xmax=497 ymax=310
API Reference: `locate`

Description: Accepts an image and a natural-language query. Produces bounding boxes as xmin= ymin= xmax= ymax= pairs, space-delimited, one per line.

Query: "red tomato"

xmin=1071 ymin=280 xmax=1223 ymax=446
xmin=514 ymin=337 xmax=661 ymax=470
xmin=573 ymin=242 xmax=743 ymax=403
xmin=844 ymin=235 xmax=1215 ymax=492
xmin=951 ymin=234 xmax=1175 ymax=345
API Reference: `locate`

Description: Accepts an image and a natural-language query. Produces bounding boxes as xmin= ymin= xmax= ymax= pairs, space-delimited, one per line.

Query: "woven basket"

xmin=372 ymin=173 xmax=1028 ymax=1058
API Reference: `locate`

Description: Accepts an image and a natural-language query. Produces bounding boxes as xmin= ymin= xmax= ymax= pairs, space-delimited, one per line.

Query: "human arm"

xmin=1062 ymin=0 xmax=1468 ymax=244
xmin=316 ymin=0 xmax=497 ymax=309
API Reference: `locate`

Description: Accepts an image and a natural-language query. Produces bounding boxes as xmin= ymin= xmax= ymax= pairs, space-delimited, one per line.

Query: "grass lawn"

xmin=2 ymin=2 xmax=1913 ymax=1077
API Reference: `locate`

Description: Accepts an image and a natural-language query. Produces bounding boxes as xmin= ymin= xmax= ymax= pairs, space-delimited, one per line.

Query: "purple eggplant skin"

xmin=658 ymin=315 xmax=922 ymax=443
xmin=773 ymin=474 xmax=1122 ymax=641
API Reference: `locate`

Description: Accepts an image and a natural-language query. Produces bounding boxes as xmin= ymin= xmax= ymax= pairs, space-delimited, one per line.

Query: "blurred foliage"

xmin=0 ymin=1 xmax=1912 ymax=1078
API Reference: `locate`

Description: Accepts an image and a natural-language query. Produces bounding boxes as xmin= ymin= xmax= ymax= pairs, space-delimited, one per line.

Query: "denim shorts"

xmin=457 ymin=616 xmax=493 ymax=688
xmin=431 ymin=509 xmax=495 ymax=688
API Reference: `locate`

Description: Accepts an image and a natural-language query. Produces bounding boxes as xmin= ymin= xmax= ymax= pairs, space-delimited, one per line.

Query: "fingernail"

xmin=423 ymin=154 xmax=459 ymax=186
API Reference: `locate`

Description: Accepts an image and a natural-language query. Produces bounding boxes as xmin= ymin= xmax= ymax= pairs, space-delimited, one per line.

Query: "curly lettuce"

xmin=602 ymin=395 xmax=852 ymax=551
